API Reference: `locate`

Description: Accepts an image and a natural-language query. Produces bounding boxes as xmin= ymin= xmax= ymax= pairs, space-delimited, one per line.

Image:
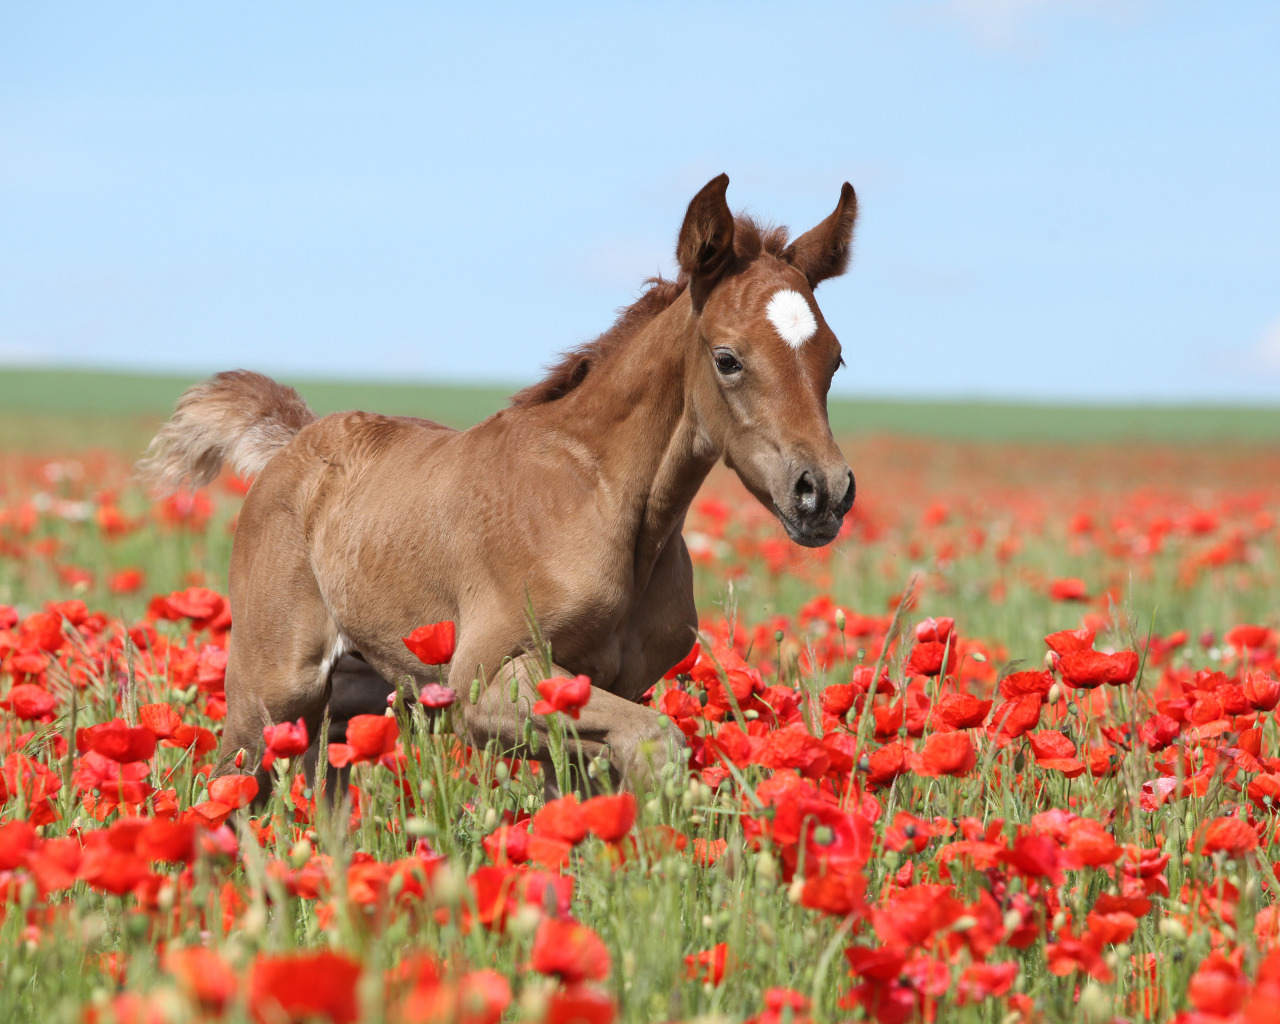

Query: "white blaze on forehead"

xmin=765 ymin=289 xmax=818 ymax=348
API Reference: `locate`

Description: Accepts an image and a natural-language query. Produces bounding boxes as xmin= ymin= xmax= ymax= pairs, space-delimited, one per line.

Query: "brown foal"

xmin=139 ymin=174 xmax=859 ymax=790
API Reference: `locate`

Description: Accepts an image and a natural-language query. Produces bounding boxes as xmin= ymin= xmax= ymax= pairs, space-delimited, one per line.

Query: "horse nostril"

xmin=794 ymin=470 xmax=819 ymax=516
xmin=837 ymin=470 xmax=856 ymax=514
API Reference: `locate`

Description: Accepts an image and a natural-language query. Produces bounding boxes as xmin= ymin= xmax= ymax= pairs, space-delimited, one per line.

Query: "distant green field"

xmin=1 ymin=367 xmax=1278 ymax=452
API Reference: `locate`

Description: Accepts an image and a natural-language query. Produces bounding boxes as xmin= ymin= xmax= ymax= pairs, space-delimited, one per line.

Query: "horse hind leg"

xmin=214 ymin=576 xmax=342 ymax=803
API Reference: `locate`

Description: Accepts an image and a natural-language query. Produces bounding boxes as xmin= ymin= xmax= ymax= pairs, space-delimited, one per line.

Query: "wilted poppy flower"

xmin=403 ymin=621 xmax=457 ymax=665
xmin=533 ymin=675 xmax=592 ymax=720
xmin=530 ymin=918 xmax=611 ymax=983
xmin=419 ymin=683 xmax=458 ymax=709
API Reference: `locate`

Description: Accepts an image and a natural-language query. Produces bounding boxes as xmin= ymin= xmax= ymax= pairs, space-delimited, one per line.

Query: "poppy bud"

xmin=775 ymin=629 xmax=784 ymax=644
xmin=234 ymin=748 xmax=246 ymax=769
xmin=757 ymin=851 xmax=777 ymax=883
xmin=834 ymin=609 xmax=846 ymax=632
xmin=1079 ymin=982 xmax=1111 ymax=1023
xmin=289 ymin=838 xmax=312 ymax=868
xmin=1047 ymin=683 xmax=1062 ymax=705
xmin=494 ymin=761 xmax=510 ymax=782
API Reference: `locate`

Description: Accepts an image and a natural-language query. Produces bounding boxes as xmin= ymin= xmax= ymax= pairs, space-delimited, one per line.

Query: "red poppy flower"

xmin=905 ymin=640 xmax=954 ymax=677
xmin=108 ymin=568 xmax=146 ymax=594
xmin=1244 ymin=673 xmax=1280 ymax=712
xmin=403 ymin=621 xmax=457 ymax=665
xmin=933 ymin=693 xmax=991 ymax=730
xmin=542 ymin=985 xmax=615 ymax=1024
xmin=1044 ymin=628 xmax=1096 ymax=655
xmin=136 ymin=820 xmax=197 ymax=864
xmin=1225 ymin=624 xmax=1272 ymax=651
xmin=579 ymin=793 xmax=637 ymax=842
xmin=138 ymin=702 xmax=182 ymax=739
xmin=1194 ymin=817 xmax=1259 ymax=858
xmin=998 ymin=670 xmax=1053 ymax=698
xmin=263 ymin=718 xmax=310 ymax=758
xmin=78 ymin=720 xmax=158 ymax=764
xmin=663 ymin=641 xmax=701 ymax=679
xmin=530 ymin=917 xmax=611 ymax=983
xmin=1188 ymin=952 xmax=1247 ymax=1017
xmin=1049 ymin=578 xmax=1088 ymax=602
xmin=207 ymin=774 xmax=259 ymax=809
xmin=685 ymin=943 xmax=732 ymax=985
xmin=866 ymin=742 xmax=910 ymax=787
xmin=249 ymin=950 xmax=362 ymax=1024
xmin=801 ymin=868 xmax=867 ymax=918
xmin=989 ymin=696 xmax=1042 ymax=740
xmin=533 ymin=795 xmax=589 ymax=845
xmin=1002 ymin=833 xmax=1063 ymax=884
xmin=1057 ymin=649 xmax=1139 ymax=689
xmin=916 ymin=732 xmax=975 ymax=777
xmin=399 ymin=968 xmax=511 ymax=1024
xmin=166 ymin=947 xmax=238 ymax=1014
xmin=2 ymin=683 xmax=57 ymax=720
xmin=533 ymin=675 xmax=593 ymax=720
xmin=344 ymin=714 xmax=400 ymax=762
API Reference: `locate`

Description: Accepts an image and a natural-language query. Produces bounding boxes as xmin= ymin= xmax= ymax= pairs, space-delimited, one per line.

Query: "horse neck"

xmin=561 ymin=292 xmax=717 ymax=577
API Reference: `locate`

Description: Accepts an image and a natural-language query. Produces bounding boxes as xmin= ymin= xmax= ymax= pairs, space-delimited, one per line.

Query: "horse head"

xmin=678 ymin=173 xmax=858 ymax=548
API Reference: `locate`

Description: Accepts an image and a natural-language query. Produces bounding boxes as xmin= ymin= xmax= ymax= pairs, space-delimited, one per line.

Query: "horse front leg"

xmin=457 ymin=648 xmax=685 ymax=793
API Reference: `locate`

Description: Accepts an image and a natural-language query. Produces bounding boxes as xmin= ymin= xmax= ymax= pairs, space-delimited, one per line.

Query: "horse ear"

xmin=676 ymin=173 xmax=735 ymax=308
xmin=784 ymin=182 xmax=858 ymax=288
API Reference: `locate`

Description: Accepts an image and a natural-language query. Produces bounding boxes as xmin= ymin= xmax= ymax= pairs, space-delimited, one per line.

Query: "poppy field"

xmin=2 ymin=428 xmax=1280 ymax=1024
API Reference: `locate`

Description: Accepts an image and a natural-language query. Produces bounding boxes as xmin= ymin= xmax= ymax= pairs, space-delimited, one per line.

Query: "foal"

xmin=140 ymin=173 xmax=859 ymax=789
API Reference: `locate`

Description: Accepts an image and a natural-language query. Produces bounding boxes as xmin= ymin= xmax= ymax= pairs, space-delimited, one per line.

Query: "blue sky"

xmin=2 ymin=2 xmax=1277 ymax=401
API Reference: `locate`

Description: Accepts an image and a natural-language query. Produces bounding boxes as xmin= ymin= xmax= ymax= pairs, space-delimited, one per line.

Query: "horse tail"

xmin=136 ymin=370 xmax=317 ymax=494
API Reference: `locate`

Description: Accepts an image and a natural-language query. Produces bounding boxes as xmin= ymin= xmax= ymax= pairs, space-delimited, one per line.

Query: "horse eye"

xmin=714 ymin=351 xmax=742 ymax=375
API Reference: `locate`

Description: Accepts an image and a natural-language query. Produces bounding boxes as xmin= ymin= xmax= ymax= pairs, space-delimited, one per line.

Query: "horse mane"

xmin=509 ymin=216 xmax=792 ymax=407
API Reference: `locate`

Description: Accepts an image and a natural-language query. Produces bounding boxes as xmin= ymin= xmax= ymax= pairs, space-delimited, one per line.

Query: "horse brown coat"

xmin=139 ymin=173 xmax=859 ymax=788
